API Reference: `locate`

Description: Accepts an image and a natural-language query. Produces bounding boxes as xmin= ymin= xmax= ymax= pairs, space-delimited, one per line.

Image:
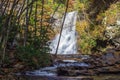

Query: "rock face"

xmin=57 ymin=48 xmax=120 ymax=76
xmin=104 ymin=20 xmax=120 ymax=47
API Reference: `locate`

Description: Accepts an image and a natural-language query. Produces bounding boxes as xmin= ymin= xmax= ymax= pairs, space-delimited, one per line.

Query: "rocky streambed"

xmin=15 ymin=47 xmax=120 ymax=80
xmin=57 ymin=48 xmax=120 ymax=76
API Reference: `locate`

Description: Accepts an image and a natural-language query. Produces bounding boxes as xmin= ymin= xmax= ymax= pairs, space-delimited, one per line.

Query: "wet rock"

xmin=57 ymin=64 xmax=96 ymax=76
xmin=102 ymin=53 xmax=116 ymax=65
xmin=16 ymin=75 xmax=94 ymax=80
xmin=84 ymin=48 xmax=120 ymax=66
xmin=13 ymin=63 xmax=24 ymax=70
xmin=57 ymin=48 xmax=120 ymax=76
xmin=59 ymin=77 xmax=94 ymax=80
xmin=105 ymin=78 xmax=120 ymax=80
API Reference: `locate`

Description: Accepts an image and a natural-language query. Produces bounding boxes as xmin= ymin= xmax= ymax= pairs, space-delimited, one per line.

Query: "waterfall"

xmin=49 ymin=11 xmax=78 ymax=54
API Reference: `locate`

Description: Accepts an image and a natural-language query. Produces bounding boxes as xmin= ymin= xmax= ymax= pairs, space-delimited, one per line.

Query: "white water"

xmin=26 ymin=60 xmax=89 ymax=76
xmin=49 ymin=11 xmax=78 ymax=54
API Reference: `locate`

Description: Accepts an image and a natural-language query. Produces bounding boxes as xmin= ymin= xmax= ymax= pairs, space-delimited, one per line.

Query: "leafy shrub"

xmin=78 ymin=33 xmax=96 ymax=54
xmin=16 ymin=44 xmax=51 ymax=69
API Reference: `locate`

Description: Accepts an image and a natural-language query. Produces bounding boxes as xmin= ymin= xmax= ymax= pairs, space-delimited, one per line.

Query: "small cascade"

xmin=17 ymin=11 xmax=91 ymax=79
xmin=25 ymin=59 xmax=89 ymax=76
xmin=49 ymin=11 xmax=78 ymax=54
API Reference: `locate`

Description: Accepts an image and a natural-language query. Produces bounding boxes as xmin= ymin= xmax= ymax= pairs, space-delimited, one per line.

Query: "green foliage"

xmin=76 ymin=1 xmax=120 ymax=54
xmin=15 ymin=23 xmax=52 ymax=68
xmin=0 ymin=0 xmax=54 ymax=68
xmin=79 ymin=33 xmax=96 ymax=54
xmin=16 ymin=44 xmax=51 ymax=69
xmin=54 ymin=0 xmax=66 ymax=4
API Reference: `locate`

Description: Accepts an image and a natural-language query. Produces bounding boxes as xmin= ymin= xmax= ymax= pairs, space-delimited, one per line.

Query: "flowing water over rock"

xmin=15 ymin=11 xmax=91 ymax=80
xmin=17 ymin=57 xmax=92 ymax=80
xmin=49 ymin=11 xmax=78 ymax=54
xmin=15 ymin=11 xmax=120 ymax=80
xmin=24 ymin=58 xmax=89 ymax=76
xmin=15 ymin=48 xmax=120 ymax=80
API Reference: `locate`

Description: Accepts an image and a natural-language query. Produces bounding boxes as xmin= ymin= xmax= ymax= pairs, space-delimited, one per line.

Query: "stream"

xmin=15 ymin=74 xmax=120 ymax=80
xmin=15 ymin=52 xmax=120 ymax=80
xmin=13 ymin=11 xmax=120 ymax=80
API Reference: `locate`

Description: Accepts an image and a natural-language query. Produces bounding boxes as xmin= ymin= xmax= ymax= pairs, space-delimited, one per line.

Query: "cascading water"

xmin=22 ymin=11 xmax=90 ymax=79
xmin=49 ymin=11 xmax=78 ymax=54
